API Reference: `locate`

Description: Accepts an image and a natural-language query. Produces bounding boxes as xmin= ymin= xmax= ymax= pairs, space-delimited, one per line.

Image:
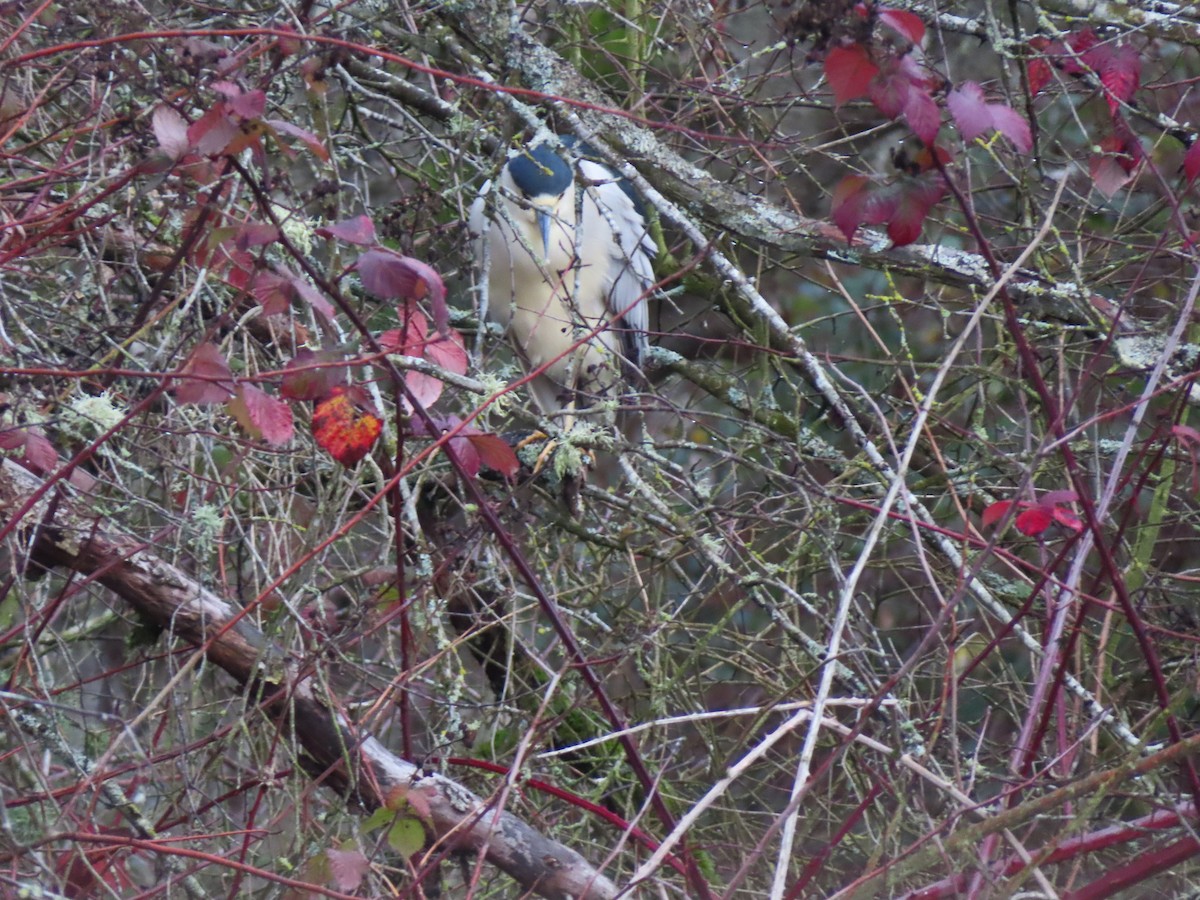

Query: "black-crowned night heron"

xmin=470 ymin=136 xmax=655 ymax=430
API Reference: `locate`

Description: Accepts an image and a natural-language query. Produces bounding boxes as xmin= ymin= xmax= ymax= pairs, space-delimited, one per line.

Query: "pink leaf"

xmin=403 ymin=370 xmax=444 ymax=412
xmin=316 ymin=214 xmax=377 ymax=246
xmin=152 ymin=106 xmax=190 ymax=160
xmin=291 ymin=278 xmax=337 ymax=323
xmin=1090 ymin=133 xmax=1139 ymax=198
xmin=232 ymin=223 xmax=280 ymax=250
xmin=448 ymin=434 xmax=482 ymax=477
xmin=1040 ymin=490 xmax=1079 ymax=507
xmin=265 ymin=119 xmax=331 ymax=162
xmin=946 ymin=82 xmax=992 ymax=143
xmin=187 ymin=104 xmax=238 ymax=157
xmin=229 ymin=384 xmax=294 ymax=446
xmin=825 ymin=45 xmax=878 ymax=106
xmin=988 ymin=104 xmax=1032 ymax=153
xmin=325 ymin=849 xmax=369 ymax=892
xmin=358 ymin=250 xmax=448 ymax=331
xmin=249 ymin=270 xmax=293 ymax=316
xmin=227 ymin=89 xmax=266 ymax=120
xmin=174 ymin=343 xmax=235 ymax=405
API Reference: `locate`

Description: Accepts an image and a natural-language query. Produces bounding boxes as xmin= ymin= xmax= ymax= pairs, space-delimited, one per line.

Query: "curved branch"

xmin=0 ymin=459 xmax=619 ymax=900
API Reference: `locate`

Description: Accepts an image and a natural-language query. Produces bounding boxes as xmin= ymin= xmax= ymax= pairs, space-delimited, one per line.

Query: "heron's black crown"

xmin=507 ymin=144 xmax=573 ymax=201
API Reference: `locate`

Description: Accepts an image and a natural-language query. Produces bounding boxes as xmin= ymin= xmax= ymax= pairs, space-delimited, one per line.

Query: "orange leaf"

xmin=313 ymin=388 xmax=382 ymax=467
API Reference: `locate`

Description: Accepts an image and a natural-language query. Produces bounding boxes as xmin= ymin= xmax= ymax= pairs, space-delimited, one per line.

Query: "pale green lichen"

xmin=60 ymin=391 xmax=126 ymax=440
xmin=272 ymin=204 xmax=315 ymax=256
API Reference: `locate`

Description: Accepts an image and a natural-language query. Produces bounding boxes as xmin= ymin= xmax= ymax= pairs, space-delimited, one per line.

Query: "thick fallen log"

xmin=0 ymin=458 xmax=619 ymax=900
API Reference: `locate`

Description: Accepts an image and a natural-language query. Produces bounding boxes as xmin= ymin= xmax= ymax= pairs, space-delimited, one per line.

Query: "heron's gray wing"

xmin=578 ymin=160 xmax=655 ymax=366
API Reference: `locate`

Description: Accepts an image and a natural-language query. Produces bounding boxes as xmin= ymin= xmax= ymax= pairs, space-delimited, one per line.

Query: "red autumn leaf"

xmin=1049 ymin=505 xmax=1083 ymax=532
xmin=831 ymin=173 xmax=943 ymax=247
xmin=1027 ymin=37 xmax=1054 ymax=94
xmin=449 ymin=433 xmax=482 ymax=476
xmin=11 ymin=430 xmax=56 ymax=474
xmin=467 ymin=432 xmax=519 ymax=478
xmin=831 ymin=175 xmax=892 ymax=243
xmin=222 ymin=247 xmax=257 ymax=290
xmin=902 ymin=87 xmax=941 ymax=145
xmin=411 ymin=416 xmax=518 ymax=478
xmin=1014 ymin=506 xmax=1053 ymax=536
xmin=424 ymin=329 xmax=468 ymax=375
xmin=1026 ymin=30 xmax=1140 ymax=117
xmin=983 ymin=493 xmax=1084 ymax=536
xmin=383 ymin=304 xmax=468 ymax=373
xmin=855 ymin=54 xmax=940 ymax=144
xmin=867 ymin=58 xmax=912 ymax=120
xmin=1088 ymin=42 xmax=1140 ymax=115
xmin=886 ymin=175 xmax=946 ymax=246
xmin=228 ymin=384 xmax=294 ymax=446
xmin=379 ymin=303 xmax=430 ymax=355
xmin=1065 ymin=29 xmax=1099 ymax=66
xmin=232 ymin=222 xmax=280 ymax=250
xmin=877 ymin=7 xmax=925 ymax=45
xmin=248 ymin=270 xmax=293 ymax=315
xmin=281 ymin=349 xmax=347 ymax=401
xmin=358 ymin=250 xmax=449 ymax=333
xmin=0 ymin=428 xmax=53 ymax=473
xmin=316 ymin=214 xmax=377 ymax=246
xmin=187 ymin=103 xmax=238 ymax=157
xmin=0 ymin=428 xmax=94 ymax=490
xmin=313 ymin=387 xmax=383 ymax=467
xmin=174 ymin=343 xmax=235 ymax=405
xmin=380 ymin=304 xmax=468 ymax=411
xmin=980 ymin=499 xmax=1016 ymax=529
xmin=1184 ymin=141 xmax=1200 ymax=185
xmin=825 ymin=44 xmax=878 ymax=106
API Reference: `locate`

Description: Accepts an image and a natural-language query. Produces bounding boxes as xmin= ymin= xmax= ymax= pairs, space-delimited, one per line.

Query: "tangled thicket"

xmin=3 ymin=0 xmax=1200 ymax=897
